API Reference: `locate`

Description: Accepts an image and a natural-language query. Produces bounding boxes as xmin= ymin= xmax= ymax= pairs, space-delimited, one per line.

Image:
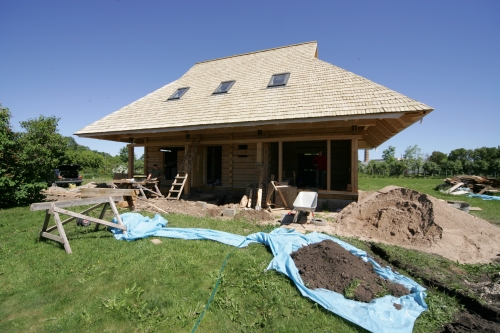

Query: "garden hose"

xmin=190 ymin=227 xmax=275 ymax=333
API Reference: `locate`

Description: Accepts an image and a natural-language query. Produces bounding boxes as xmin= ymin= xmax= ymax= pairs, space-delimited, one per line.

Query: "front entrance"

xmin=206 ymin=146 xmax=222 ymax=186
xmin=161 ymin=148 xmax=184 ymax=181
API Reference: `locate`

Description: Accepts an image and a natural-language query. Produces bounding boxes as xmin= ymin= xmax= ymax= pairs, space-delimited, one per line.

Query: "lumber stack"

xmin=444 ymin=175 xmax=500 ymax=193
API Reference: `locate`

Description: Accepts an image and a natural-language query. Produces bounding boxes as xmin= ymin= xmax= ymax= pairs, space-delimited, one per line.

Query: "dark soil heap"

xmin=291 ymin=239 xmax=410 ymax=303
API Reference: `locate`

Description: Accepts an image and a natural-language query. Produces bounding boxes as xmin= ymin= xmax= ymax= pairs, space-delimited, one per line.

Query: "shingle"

xmin=75 ymin=41 xmax=432 ymax=135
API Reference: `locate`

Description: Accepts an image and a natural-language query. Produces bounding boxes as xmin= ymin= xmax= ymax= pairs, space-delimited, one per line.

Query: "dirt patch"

xmin=439 ymin=310 xmax=500 ymax=333
xmin=334 ymin=187 xmax=500 ymax=264
xmin=291 ymin=239 xmax=410 ymax=303
xmin=234 ymin=209 xmax=275 ymax=222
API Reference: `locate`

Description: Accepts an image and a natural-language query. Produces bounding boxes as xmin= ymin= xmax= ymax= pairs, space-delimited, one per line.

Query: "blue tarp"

xmin=468 ymin=193 xmax=500 ymax=200
xmin=110 ymin=213 xmax=427 ymax=333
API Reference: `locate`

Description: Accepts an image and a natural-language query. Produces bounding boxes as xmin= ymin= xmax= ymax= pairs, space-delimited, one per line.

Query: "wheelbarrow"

xmin=289 ymin=191 xmax=318 ymax=223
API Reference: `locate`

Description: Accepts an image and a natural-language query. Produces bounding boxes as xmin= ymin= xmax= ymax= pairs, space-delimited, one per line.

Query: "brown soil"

xmin=291 ymin=239 xmax=410 ymax=303
xmin=439 ymin=311 xmax=500 ymax=333
xmin=334 ymin=187 xmax=500 ymax=264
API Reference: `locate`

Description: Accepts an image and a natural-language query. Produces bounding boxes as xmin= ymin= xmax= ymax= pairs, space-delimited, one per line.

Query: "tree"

xmin=491 ymin=159 xmax=500 ymax=178
xmin=428 ymin=151 xmax=447 ymax=165
xmin=382 ymin=146 xmax=396 ymax=164
xmin=404 ymin=145 xmax=423 ymax=175
xmin=0 ymin=105 xmax=19 ymax=207
xmin=422 ymin=161 xmax=440 ymax=176
xmin=392 ymin=160 xmax=408 ymax=177
xmin=119 ymin=146 xmax=129 ymax=164
xmin=0 ymin=110 xmax=66 ymax=207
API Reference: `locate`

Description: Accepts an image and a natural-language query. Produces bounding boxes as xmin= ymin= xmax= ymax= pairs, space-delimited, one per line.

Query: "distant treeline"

xmin=359 ymin=145 xmax=500 ymax=178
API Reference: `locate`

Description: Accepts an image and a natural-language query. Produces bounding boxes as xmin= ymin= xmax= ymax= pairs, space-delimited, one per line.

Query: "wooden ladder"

xmin=166 ymin=139 xmax=199 ymax=200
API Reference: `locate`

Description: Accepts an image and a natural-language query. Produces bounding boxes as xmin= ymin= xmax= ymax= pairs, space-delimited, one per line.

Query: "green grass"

xmin=358 ymin=175 xmax=500 ymax=225
xmin=0 ymin=207 xmax=366 ymax=333
xmin=3 ymin=176 xmax=498 ymax=332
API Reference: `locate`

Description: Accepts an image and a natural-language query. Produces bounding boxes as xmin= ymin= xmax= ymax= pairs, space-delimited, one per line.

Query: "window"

xmin=268 ymin=73 xmax=290 ymax=87
xmin=213 ymin=81 xmax=235 ymax=94
xmin=167 ymin=87 xmax=189 ymax=100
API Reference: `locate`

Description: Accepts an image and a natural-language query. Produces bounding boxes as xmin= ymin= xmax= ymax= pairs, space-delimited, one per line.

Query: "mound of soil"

xmin=291 ymin=239 xmax=410 ymax=303
xmin=234 ymin=209 xmax=274 ymax=222
xmin=439 ymin=310 xmax=500 ymax=333
xmin=334 ymin=187 xmax=500 ymax=264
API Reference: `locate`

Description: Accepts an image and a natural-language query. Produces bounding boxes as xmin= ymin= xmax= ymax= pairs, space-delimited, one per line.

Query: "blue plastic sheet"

xmin=468 ymin=193 xmax=500 ymax=200
xmin=110 ymin=213 xmax=427 ymax=333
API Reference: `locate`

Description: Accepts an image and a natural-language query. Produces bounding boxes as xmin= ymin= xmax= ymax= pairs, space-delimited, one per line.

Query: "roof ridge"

xmin=195 ymin=41 xmax=317 ymax=65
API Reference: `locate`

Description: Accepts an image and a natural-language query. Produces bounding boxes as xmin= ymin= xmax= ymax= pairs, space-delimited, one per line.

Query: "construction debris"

xmin=443 ymin=175 xmax=500 ymax=194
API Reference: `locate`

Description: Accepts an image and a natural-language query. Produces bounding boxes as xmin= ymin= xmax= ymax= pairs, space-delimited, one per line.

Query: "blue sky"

xmin=1 ymin=0 xmax=499 ymax=160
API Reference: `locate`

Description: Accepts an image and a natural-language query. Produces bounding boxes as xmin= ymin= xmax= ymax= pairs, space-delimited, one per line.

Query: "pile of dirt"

xmin=235 ymin=209 xmax=275 ymax=222
xmin=439 ymin=310 xmax=500 ymax=333
xmin=291 ymin=239 xmax=410 ymax=303
xmin=333 ymin=187 xmax=500 ymax=264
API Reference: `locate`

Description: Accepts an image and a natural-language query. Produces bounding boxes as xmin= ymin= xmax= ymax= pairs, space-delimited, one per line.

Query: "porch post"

xmin=351 ymin=138 xmax=358 ymax=193
xmin=327 ymin=140 xmax=331 ymax=191
xmin=278 ymin=141 xmax=283 ymax=182
xmin=127 ymin=145 xmax=134 ymax=178
xmin=184 ymin=143 xmax=190 ymax=195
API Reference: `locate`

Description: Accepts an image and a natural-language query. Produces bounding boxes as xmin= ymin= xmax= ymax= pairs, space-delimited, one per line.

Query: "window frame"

xmin=267 ymin=73 xmax=290 ymax=87
xmin=213 ymin=80 xmax=236 ymax=94
xmin=167 ymin=87 xmax=190 ymax=100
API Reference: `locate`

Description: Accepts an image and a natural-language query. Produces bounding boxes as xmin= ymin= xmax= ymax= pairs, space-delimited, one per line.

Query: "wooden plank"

xmin=52 ymin=204 xmax=72 ymax=254
xmin=46 ymin=203 xmax=106 ymax=233
xmin=41 ymin=232 xmax=64 ymax=243
xmin=31 ymin=196 xmax=123 ymax=211
xmin=52 ymin=206 xmax=127 ymax=231
xmin=445 ymin=182 xmax=464 ymax=194
xmin=256 ymin=188 xmax=262 ymax=209
xmin=80 ymin=188 xmax=137 ymax=198
xmin=247 ymin=189 xmax=253 ymax=208
xmin=108 ymin=197 xmax=125 ymax=227
xmin=39 ymin=210 xmax=51 ymax=239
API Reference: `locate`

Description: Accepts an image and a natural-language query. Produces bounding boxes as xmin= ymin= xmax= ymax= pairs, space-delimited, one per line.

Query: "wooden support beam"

xmin=278 ymin=141 xmax=283 ymax=182
xmin=351 ymin=138 xmax=358 ymax=193
xmin=128 ymin=144 xmax=134 ymax=178
xmin=31 ymin=196 xmax=124 ymax=211
xmin=327 ymin=140 xmax=331 ymax=191
xmin=52 ymin=206 xmax=127 ymax=231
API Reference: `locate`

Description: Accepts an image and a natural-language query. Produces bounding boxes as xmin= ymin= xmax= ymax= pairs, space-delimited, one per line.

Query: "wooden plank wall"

xmin=222 ymin=143 xmax=257 ymax=187
xmin=146 ymin=147 xmax=163 ymax=176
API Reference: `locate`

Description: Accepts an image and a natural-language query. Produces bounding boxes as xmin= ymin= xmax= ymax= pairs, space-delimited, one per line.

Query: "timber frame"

xmin=75 ymin=41 xmax=433 ymax=201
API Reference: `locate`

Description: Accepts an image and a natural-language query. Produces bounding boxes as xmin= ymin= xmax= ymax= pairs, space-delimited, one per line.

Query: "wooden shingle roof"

xmin=75 ymin=41 xmax=432 ymax=142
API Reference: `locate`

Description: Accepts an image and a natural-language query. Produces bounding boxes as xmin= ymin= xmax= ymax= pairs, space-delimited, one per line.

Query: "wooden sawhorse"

xmin=31 ymin=196 xmax=127 ymax=254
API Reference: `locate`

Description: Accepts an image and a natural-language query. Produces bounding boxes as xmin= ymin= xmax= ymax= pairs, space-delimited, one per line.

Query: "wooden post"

xmin=278 ymin=141 xmax=283 ymax=182
xmin=128 ymin=144 xmax=134 ymax=178
xmin=256 ymin=142 xmax=263 ymax=164
xmin=184 ymin=143 xmax=190 ymax=195
xmin=351 ymin=138 xmax=358 ymax=193
xmin=327 ymin=140 xmax=331 ymax=191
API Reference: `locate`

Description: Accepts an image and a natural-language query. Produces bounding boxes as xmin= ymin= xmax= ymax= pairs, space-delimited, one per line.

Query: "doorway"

xmin=161 ymin=147 xmax=184 ymax=180
xmin=207 ymin=146 xmax=222 ymax=186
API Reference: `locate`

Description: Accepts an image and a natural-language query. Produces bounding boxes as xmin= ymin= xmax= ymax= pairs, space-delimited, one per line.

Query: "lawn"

xmin=1 ymin=176 xmax=498 ymax=332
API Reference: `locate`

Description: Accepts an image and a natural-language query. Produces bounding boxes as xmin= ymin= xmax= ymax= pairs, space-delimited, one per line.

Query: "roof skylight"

xmin=268 ymin=73 xmax=290 ymax=87
xmin=168 ymin=87 xmax=190 ymax=100
xmin=213 ymin=81 xmax=235 ymax=94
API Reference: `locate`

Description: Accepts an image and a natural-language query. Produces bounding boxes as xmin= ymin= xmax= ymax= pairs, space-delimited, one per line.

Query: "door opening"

xmin=207 ymin=146 xmax=222 ymax=186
